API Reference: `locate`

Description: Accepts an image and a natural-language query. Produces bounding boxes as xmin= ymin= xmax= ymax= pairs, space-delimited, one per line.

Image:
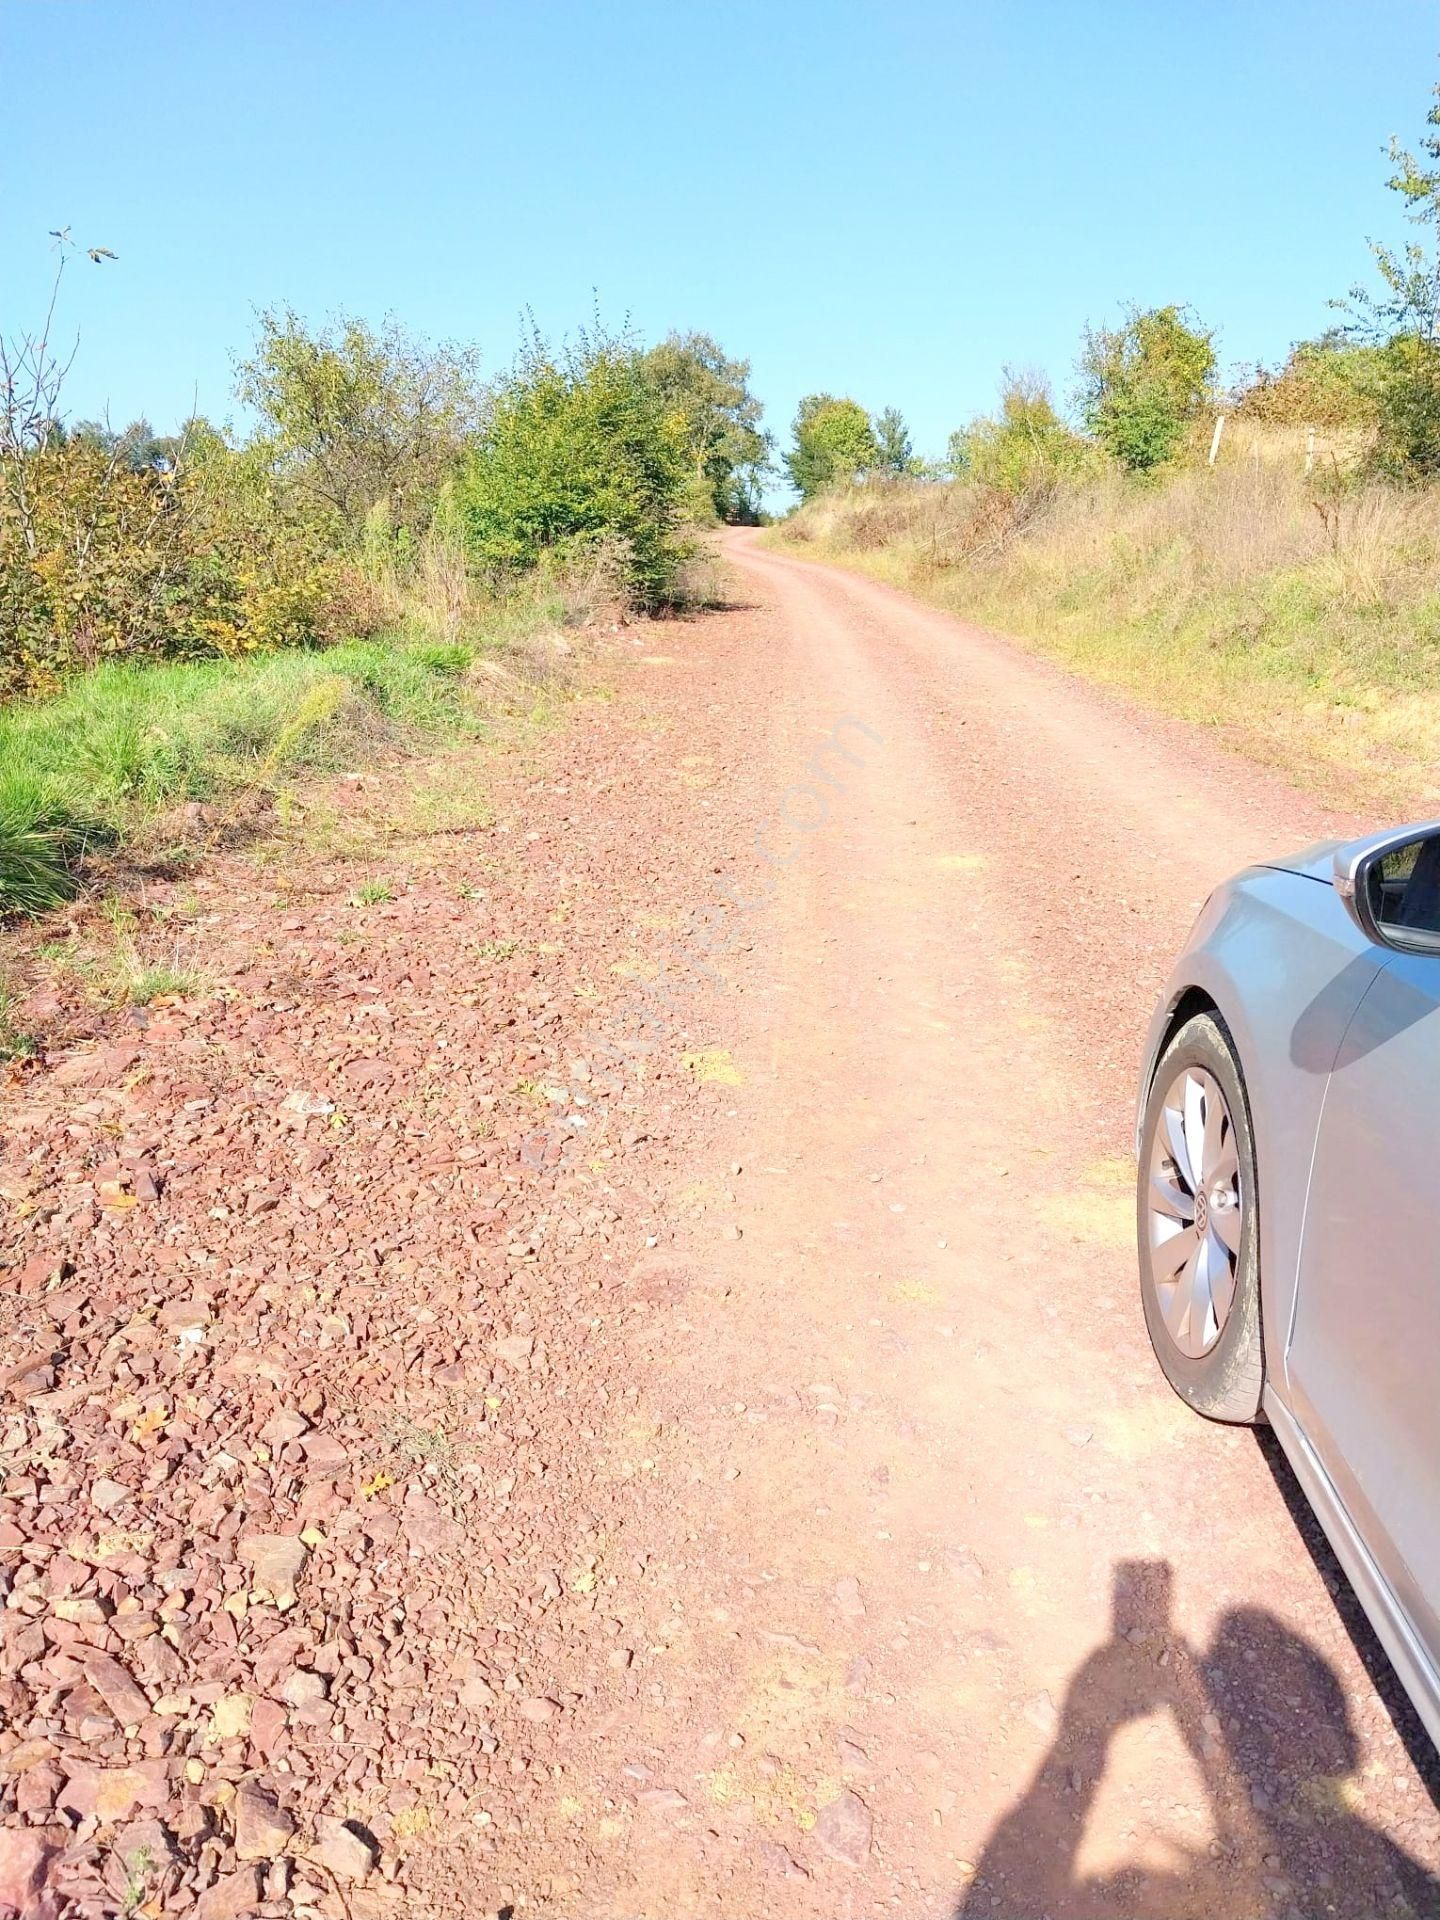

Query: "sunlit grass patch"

xmin=0 ymin=628 xmax=528 ymax=918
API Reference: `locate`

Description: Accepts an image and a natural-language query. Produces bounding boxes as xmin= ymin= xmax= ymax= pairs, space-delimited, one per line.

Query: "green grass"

xmin=0 ymin=636 xmax=496 ymax=917
xmin=0 ymin=778 xmax=111 ymax=916
xmin=119 ymin=961 xmax=200 ymax=1006
xmin=0 ymin=985 xmax=37 ymax=1061
xmin=349 ymin=879 xmax=395 ymax=905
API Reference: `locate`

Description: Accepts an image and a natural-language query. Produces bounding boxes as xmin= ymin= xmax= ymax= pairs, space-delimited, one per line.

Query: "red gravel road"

xmin=1 ymin=532 xmax=1437 ymax=1920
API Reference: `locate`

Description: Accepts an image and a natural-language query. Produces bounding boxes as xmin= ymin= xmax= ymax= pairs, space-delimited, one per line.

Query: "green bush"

xmin=1373 ymin=334 xmax=1440 ymax=478
xmin=949 ymin=372 xmax=1092 ymax=496
xmin=236 ymin=309 xmax=481 ymax=541
xmin=0 ymin=428 xmax=348 ymax=698
xmin=1234 ymin=337 xmax=1384 ymax=429
xmin=1079 ymin=304 xmax=1216 ymax=472
xmin=456 ymin=328 xmax=689 ymax=608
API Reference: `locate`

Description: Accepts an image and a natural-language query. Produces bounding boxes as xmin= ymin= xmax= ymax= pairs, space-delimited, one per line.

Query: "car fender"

xmin=1137 ymin=870 xmax=1384 ymax=1393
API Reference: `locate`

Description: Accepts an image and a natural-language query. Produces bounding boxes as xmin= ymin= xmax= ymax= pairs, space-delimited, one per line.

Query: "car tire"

xmin=1137 ymin=1011 xmax=1265 ymax=1424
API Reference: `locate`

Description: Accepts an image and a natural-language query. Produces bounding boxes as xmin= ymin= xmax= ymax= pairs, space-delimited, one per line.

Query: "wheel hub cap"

xmin=1145 ymin=1065 xmax=1243 ymax=1359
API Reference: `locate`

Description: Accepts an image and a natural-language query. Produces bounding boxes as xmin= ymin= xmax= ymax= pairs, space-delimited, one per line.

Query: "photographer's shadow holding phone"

xmin=955 ymin=1559 xmax=1440 ymax=1919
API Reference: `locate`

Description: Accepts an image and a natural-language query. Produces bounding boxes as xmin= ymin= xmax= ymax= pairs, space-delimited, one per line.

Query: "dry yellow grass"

xmin=769 ymin=468 xmax=1440 ymax=814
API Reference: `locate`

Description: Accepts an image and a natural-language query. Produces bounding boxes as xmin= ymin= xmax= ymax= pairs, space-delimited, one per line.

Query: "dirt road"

xmin=3 ymin=534 xmax=1438 ymax=1919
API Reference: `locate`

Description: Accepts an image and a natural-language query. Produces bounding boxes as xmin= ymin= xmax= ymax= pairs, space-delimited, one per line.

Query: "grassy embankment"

xmin=769 ymin=455 xmax=1440 ymax=815
xmin=0 ymin=554 xmax=604 ymax=1051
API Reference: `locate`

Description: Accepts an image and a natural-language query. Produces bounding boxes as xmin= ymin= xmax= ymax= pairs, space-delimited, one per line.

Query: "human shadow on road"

xmin=1254 ymin=1423 xmax=1440 ymax=1801
xmin=954 ymin=1557 xmax=1440 ymax=1919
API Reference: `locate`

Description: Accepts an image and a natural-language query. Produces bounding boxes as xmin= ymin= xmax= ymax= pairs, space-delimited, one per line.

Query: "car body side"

xmin=1137 ymin=861 xmax=1384 ymax=1384
xmin=1137 ymin=858 xmax=1440 ymax=1750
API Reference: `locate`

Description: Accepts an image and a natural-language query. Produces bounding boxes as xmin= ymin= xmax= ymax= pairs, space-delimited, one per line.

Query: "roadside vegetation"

xmin=769 ymin=85 xmax=1440 ymax=811
xmin=0 ymin=250 xmax=771 ymax=921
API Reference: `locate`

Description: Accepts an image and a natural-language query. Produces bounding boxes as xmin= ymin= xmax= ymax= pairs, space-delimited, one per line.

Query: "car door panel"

xmin=1286 ymin=948 xmax=1440 ymax=1674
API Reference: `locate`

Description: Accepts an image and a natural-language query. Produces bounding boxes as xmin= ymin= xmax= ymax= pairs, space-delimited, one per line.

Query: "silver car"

xmin=1137 ymin=821 xmax=1440 ymax=1749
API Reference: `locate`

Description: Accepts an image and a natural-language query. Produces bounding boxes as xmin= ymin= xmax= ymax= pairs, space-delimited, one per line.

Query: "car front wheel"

xmin=1138 ymin=1010 xmax=1264 ymax=1423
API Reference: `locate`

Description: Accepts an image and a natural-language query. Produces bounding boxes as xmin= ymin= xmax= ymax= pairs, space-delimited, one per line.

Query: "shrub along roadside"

xmin=457 ymin=327 xmax=690 ymax=609
xmin=0 ymin=631 xmax=510 ymax=918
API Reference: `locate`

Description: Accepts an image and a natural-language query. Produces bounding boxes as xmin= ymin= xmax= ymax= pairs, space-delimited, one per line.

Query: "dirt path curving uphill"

xmin=1 ymin=534 xmax=1436 ymax=1920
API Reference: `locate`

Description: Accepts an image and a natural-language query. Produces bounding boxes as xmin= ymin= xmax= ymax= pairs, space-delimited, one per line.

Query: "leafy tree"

xmin=457 ymin=325 xmax=688 ymax=607
xmin=69 ymin=417 xmax=183 ymax=473
xmin=950 ymin=369 xmax=1090 ymax=495
xmin=871 ymin=406 xmax=919 ymax=476
xmin=640 ymin=331 xmax=770 ymax=522
xmin=236 ymin=309 xmax=481 ymax=538
xmin=1344 ymin=85 xmax=1440 ymax=341
xmin=1078 ymin=304 xmax=1216 ymax=471
xmin=1339 ymin=83 xmax=1440 ymax=475
xmin=784 ymin=395 xmax=881 ymax=499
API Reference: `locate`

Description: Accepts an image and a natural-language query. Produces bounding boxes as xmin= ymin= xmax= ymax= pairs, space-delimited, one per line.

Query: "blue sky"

xmin=4 ymin=1 xmax=1436 ymax=487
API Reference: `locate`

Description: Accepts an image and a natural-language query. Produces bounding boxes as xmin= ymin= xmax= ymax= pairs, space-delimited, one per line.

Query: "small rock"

xmin=1023 ymin=1691 xmax=1059 ymax=1737
xmin=299 ymin=1431 xmax=348 ymax=1473
xmin=279 ymin=1670 xmax=327 ymax=1709
xmin=84 ymin=1652 xmax=151 ymax=1729
xmin=250 ymin=1696 xmax=287 ymax=1759
xmin=110 ymin=1817 xmax=175 ymax=1875
xmin=234 ymin=1779 xmax=296 ymax=1860
xmin=312 ymin=1816 xmax=377 ymax=1883
xmin=492 ymin=1333 xmax=534 ymax=1366
xmin=636 ymin=1786 xmax=688 ymax=1813
xmin=90 ymin=1477 xmax=130 ymax=1513
xmin=518 ymin=1696 xmax=559 ymax=1722
xmin=208 ymin=1693 xmax=254 ymax=1742
xmin=759 ymin=1839 xmax=809 ymax=1879
xmin=3 ymin=1738 xmax=59 ymax=1777
xmin=238 ymin=1533 xmax=308 ymax=1609
xmin=259 ymin=1409 xmax=310 ymax=1448
xmin=832 ymin=1576 xmax=865 ymax=1621
xmin=941 ymin=1545 xmax=984 ymax=1583
xmin=277 ymin=1091 xmax=334 ymax=1128
xmin=195 ymin=1865 xmax=264 ymax=1920
xmin=0 ymin=1824 xmax=65 ymax=1915
xmin=85 ymin=1762 xmax=167 ymax=1824
xmin=816 ymin=1788 xmax=872 ymax=1866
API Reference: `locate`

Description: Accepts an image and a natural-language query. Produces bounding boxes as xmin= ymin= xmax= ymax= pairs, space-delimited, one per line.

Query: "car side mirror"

xmin=1333 ymin=820 xmax=1440 ymax=953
